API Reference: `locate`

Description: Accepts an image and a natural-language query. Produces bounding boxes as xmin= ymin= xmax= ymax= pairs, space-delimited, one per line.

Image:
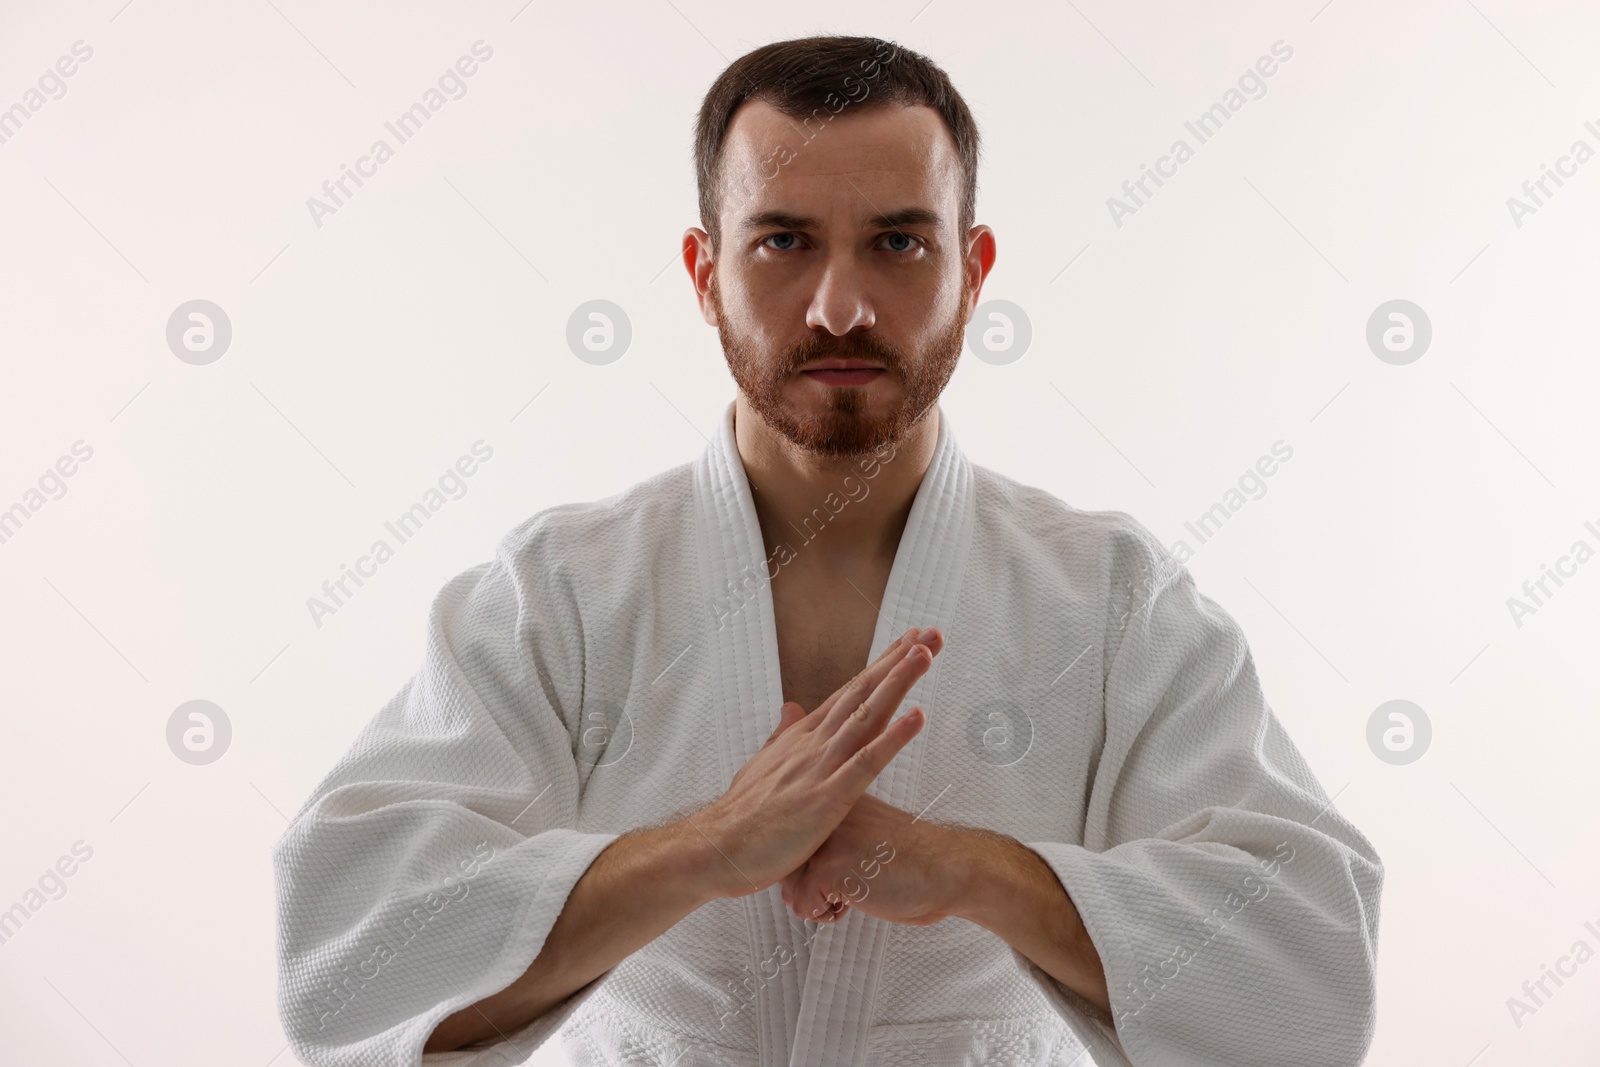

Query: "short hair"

xmin=693 ymin=35 xmax=981 ymax=255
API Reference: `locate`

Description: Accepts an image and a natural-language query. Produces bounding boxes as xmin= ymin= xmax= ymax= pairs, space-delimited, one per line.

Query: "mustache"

xmin=783 ymin=335 xmax=901 ymax=373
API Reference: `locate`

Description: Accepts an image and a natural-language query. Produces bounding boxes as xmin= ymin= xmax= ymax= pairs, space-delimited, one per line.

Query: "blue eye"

xmin=759 ymin=232 xmax=924 ymax=254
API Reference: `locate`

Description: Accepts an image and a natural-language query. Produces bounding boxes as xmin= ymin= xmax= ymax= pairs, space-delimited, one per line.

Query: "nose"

xmin=805 ymin=260 xmax=875 ymax=336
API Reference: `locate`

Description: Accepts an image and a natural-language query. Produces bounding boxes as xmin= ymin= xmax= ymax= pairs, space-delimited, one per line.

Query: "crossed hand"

xmin=699 ymin=627 xmax=958 ymax=926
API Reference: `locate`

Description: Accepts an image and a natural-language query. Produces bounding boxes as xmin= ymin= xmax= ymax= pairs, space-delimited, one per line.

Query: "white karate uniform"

xmin=273 ymin=401 xmax=1382 ymax=1067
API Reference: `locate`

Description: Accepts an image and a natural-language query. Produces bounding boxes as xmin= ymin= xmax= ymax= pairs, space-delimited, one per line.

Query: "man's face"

xmin=697 ymin=100 xmax=983 ymax=459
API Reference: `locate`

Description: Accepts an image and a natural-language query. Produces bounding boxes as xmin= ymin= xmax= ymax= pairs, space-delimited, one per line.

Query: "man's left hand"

xmin=779 ymin=792 xmax=963 ymax=926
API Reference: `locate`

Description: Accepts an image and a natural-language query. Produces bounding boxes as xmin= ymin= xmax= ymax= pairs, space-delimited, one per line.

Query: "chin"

xmin=779 ymin=391 xmax=904 ymax=457
xmin=790 ymin=381 xmax=892 ymax=422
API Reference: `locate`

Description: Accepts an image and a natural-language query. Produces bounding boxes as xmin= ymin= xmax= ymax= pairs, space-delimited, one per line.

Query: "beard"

xmin=709 ymin=272 xmax=968 ymax=459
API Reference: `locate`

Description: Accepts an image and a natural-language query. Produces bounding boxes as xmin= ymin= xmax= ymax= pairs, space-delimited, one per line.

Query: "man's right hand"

xmin=693 ymin=627 xmax=942 ymax=901
xmin=426 ymin=626 xmax=941 ymax=1052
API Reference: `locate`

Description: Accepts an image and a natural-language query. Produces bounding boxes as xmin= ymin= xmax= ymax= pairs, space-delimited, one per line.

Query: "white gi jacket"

xmin=273 ymin=400 xmax=1382 ymax=1067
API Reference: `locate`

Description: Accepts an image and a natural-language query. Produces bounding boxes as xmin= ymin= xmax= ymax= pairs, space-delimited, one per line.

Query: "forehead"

xmin=719 ymin=98 xmax=960 ymax=224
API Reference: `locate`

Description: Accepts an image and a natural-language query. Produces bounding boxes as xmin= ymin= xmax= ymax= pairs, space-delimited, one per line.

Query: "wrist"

xmin=941 ymin=829 xmax=1053 ymax=934
xmin=667 ymin=810 xmax=747 ymax=905
xmin=930 ymin=823 xmax=992 ymax=925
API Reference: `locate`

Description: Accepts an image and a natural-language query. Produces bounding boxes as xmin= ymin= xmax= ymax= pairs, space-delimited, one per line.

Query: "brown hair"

xmin=694 ymin=36 xmax=980 ymax=254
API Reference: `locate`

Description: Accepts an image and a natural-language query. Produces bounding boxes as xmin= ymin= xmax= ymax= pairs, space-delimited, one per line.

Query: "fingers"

xmin=821 ymin=640 xmax=930 ymax=747
xmin=828 ymin=705 xmax=926 ymax=797
xmin=910 ymin=627 xmax=944 ymax=659
xmin=780 ymin=870 xmax=845 ymax=922
xmin=812 ymin=627 xmax=939 ymax=724
xmin=791 ymin=888 xmax=849 ymax=923
xmin=810 ymin=629 xmax=915 ymax=722
xmin=814 ymin=897 xmax=848 ymax=922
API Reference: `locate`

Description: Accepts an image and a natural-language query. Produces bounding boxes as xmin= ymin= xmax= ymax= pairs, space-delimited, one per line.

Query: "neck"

xmin=731 ymin=394 xmax=940 ymax=568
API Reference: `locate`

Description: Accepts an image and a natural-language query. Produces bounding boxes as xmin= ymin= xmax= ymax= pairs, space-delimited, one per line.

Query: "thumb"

xmin=763 ymin=701 xmax=809 ymax=746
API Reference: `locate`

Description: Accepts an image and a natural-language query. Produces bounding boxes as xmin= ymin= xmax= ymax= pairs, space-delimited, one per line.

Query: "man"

xmin=274 ymin=35 xmax=1382 ymax=1067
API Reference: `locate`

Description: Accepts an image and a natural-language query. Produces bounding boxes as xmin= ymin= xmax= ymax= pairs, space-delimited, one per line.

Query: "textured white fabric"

xmin=273 ymin=400 xmax=1382 ymax=1067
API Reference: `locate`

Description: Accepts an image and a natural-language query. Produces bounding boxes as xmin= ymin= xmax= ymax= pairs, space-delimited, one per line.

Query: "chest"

xmin=769 ymin=565 xmax=889 ymax=713
xmin=576 ymin=529 xmax=1105 ymax=848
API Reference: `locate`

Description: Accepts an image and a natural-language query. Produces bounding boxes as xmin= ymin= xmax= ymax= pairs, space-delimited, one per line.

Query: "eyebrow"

xmin=739 ymin=207 xmax=944 ymax=234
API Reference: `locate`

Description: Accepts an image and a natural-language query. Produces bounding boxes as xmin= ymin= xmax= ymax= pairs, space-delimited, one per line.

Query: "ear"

xmin=683 ymin=227 xmax=718 ymax=326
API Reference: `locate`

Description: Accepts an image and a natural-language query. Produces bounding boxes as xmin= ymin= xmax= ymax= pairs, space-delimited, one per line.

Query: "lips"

xmin=799 ymin=358 xmax=884 ymax=372
xmin=801 ymin=365 xmax=885 ymax=387
xmin=794 ymin=352 xmax=890 ymax=388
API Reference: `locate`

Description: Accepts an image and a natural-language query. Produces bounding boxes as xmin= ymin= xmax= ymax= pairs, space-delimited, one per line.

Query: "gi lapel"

xmin=785 ymin=406 xmax=976 ymax=1067
xmin=694 ymin=401 xmax=811 ymax=1067
xmin=694 ymin=400 xmax=975 ymax=1066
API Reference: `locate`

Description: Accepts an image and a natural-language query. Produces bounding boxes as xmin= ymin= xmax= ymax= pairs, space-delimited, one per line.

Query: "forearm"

xmin=424 ymin=818 xmax=720 ymax=1052
xmin=943 ymin=826 xmax=1110 ymax=1014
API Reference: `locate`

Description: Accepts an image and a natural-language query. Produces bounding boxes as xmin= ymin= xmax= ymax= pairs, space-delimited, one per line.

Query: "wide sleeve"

xmin=1017 ymin=519 xmax=1383 ymax=1067
xmin=271 ymin=524 xmax=622 ymax=1067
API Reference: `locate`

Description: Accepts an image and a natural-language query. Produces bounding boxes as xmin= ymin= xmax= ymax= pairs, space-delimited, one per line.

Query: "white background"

xmin=1 ymin=1 xmax=1597 ymax=1064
